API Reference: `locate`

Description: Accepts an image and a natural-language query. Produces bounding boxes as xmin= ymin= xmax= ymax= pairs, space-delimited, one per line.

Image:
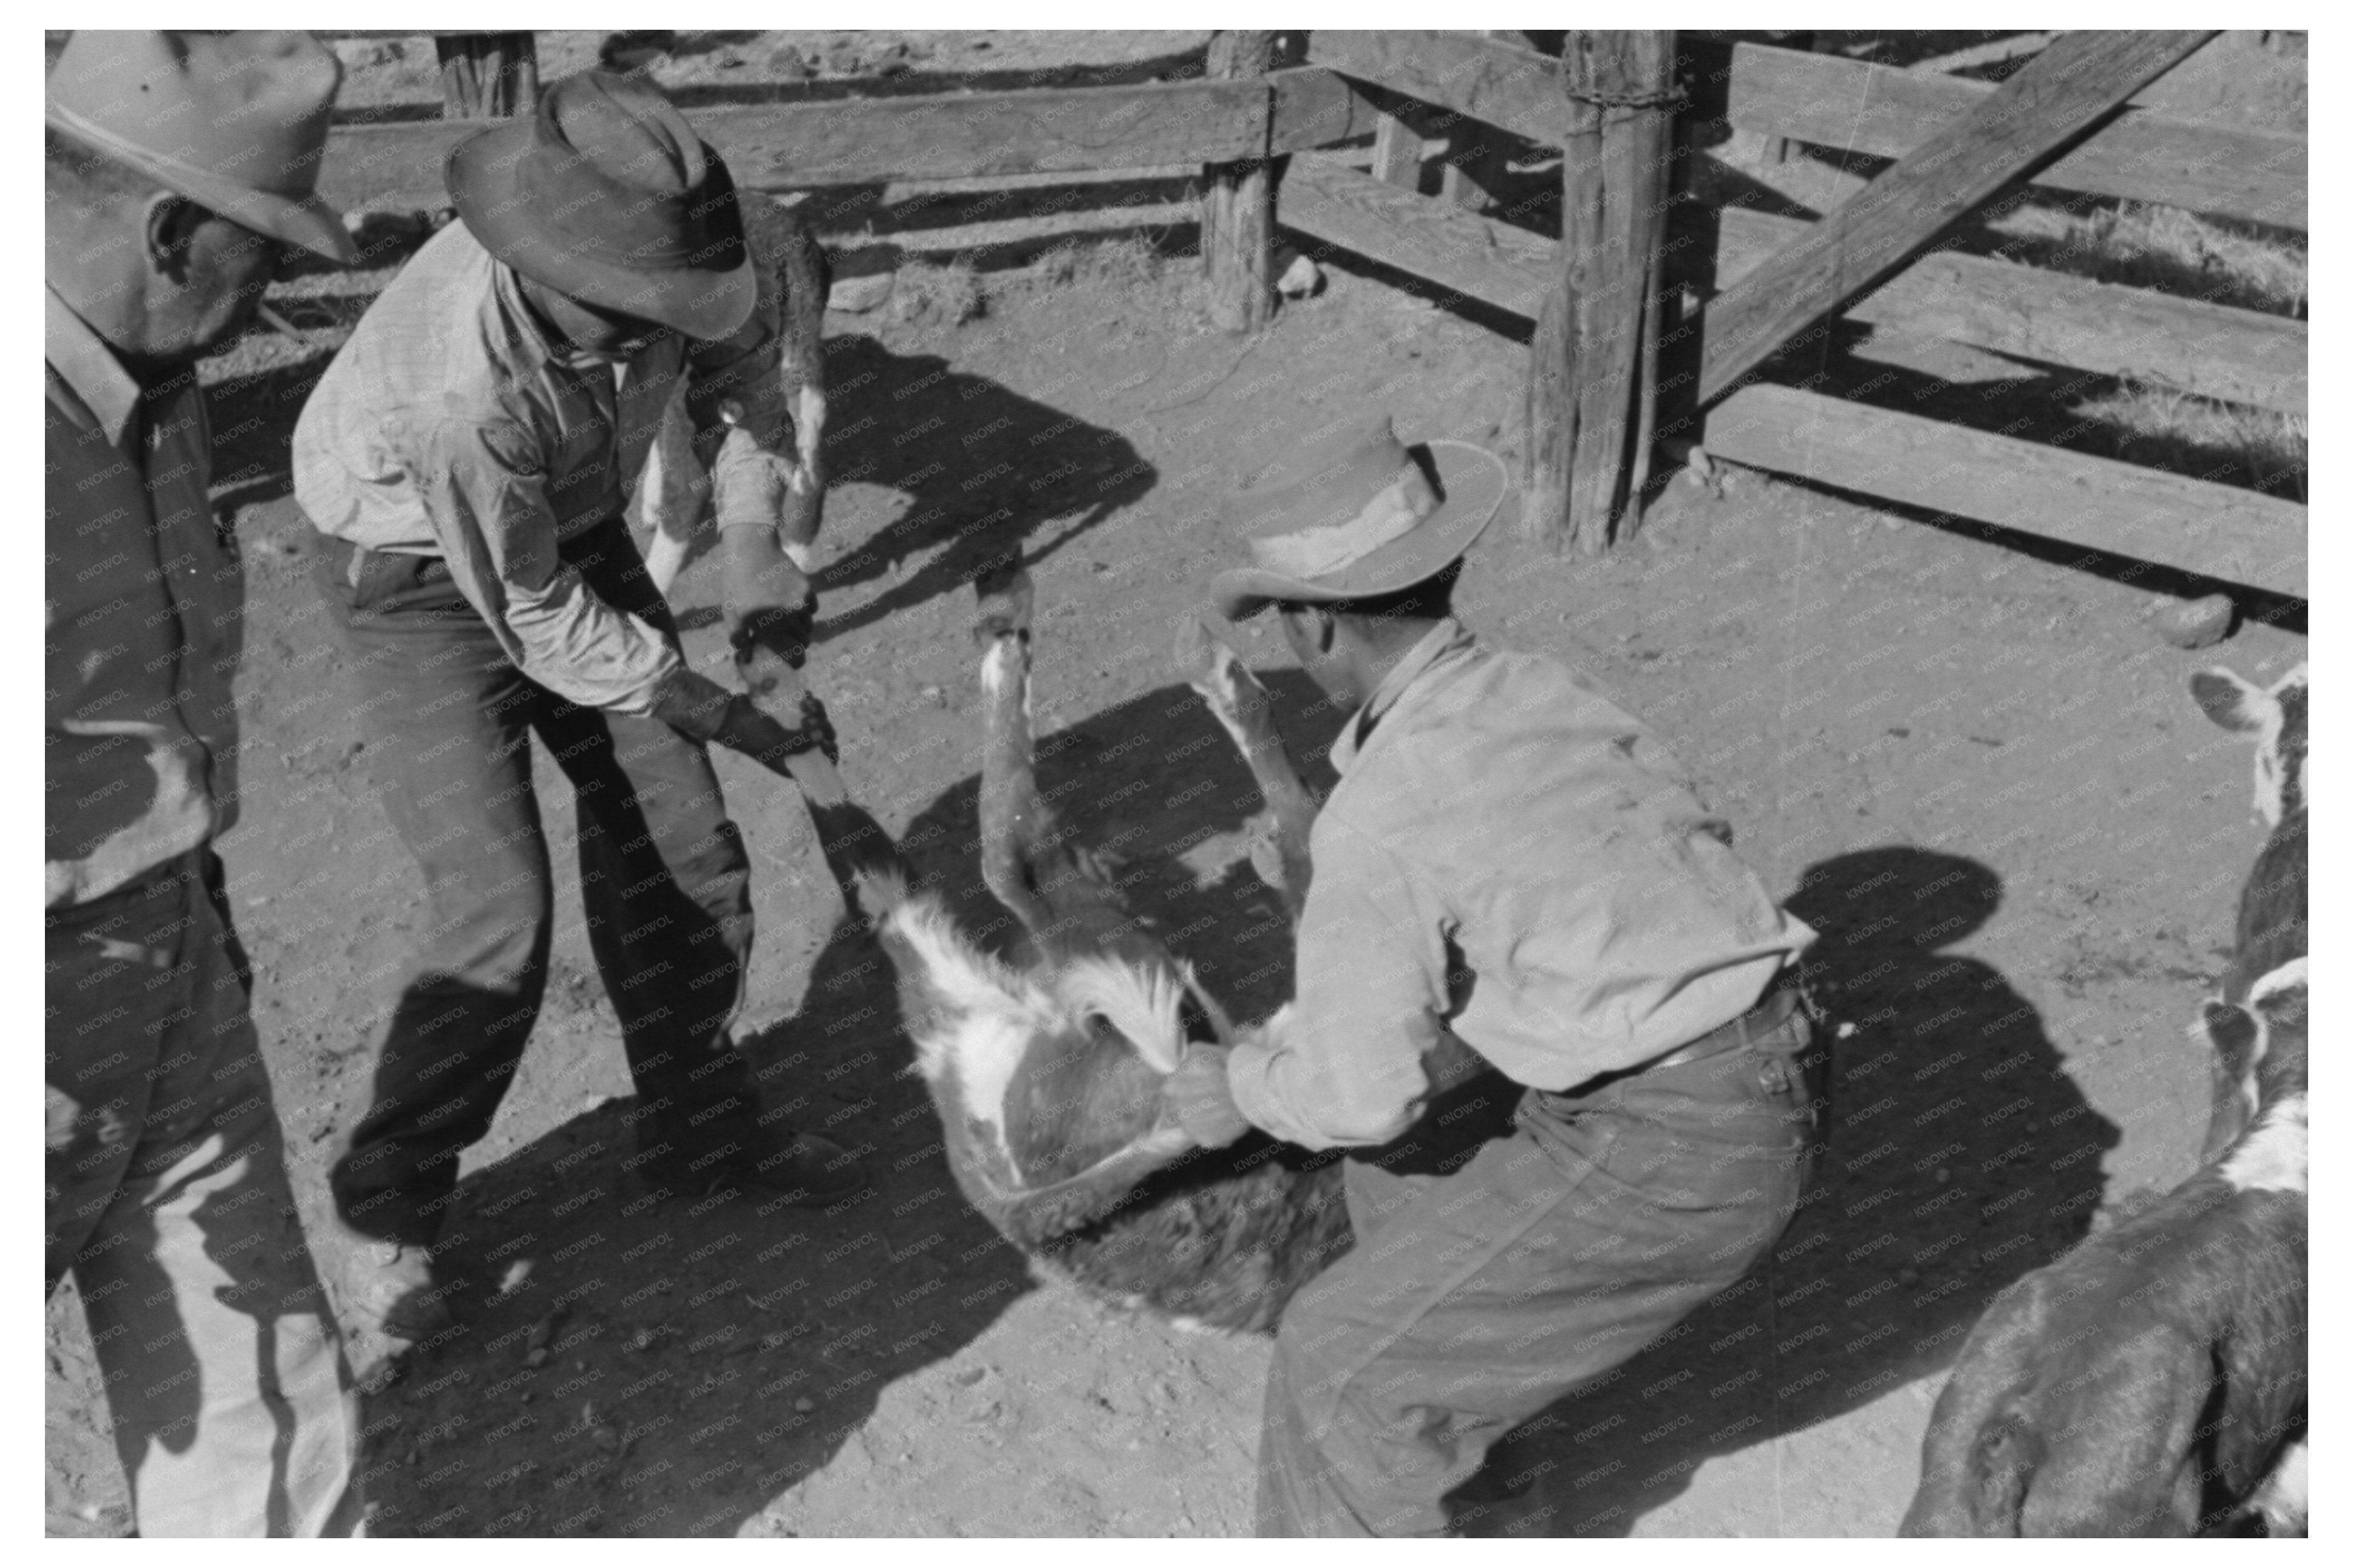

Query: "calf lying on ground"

xmin=1902 ymin=662 xmax=2310 ymax=1536
xmin=632 ymin=192 xmax=831 ymax=592
xmin=1901 ymin=959 xmax=2307 ymax=1536
xmin=826 ymin=569 xmax=1349 ymax=1330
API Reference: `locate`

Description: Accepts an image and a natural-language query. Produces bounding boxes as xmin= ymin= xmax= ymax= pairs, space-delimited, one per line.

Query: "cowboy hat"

xmin=1209 ymin=415 xmax=1516 ymax=621
xmin=447 ymin=71 xmax=755 ymax=341
xmin=46 ymin=31 xmax=358 ymax=264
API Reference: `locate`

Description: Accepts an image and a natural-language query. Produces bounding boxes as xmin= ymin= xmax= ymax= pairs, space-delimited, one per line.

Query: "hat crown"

xmin=551 ymin=72 xmax=707 ymax=199
xmin=47 ymin=30 xmax=340 ymax=202
xmin=494 ymin=72 xmax=746 ymax=285
xmin=1224 ymin=416 xmax=1426 ymax=541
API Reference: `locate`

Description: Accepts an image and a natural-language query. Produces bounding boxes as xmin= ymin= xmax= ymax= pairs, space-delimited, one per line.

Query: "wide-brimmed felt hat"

xmin=447 ymin=70 xmax=755 ymax=342
xmin=1209 ymin=414 xmax=1516 ymax=621
xmin=46 ymin=31 xmax=358 ymax=264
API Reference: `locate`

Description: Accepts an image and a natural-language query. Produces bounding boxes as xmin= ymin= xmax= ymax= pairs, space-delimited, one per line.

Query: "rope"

xmin=1562 ymin=82 xmax=1689 ymax=118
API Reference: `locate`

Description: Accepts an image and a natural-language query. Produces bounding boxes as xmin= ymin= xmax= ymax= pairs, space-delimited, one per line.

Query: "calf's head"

xmin=2191 ymin=662 xmax=2307 ymax=829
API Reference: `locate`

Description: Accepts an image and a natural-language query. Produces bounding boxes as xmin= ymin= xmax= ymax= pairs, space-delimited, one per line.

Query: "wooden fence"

xmin=314 ymin=31 xmax=2308 ymax=600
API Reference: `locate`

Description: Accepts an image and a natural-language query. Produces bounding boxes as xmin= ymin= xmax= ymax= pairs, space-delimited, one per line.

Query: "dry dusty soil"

xmin=47 ymin=30 xmax=2304 ymax=1539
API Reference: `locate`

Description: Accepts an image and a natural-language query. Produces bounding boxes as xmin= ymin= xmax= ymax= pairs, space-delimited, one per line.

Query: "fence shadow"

xmin=1454 ymin=846 xmax=2120 ymax=1537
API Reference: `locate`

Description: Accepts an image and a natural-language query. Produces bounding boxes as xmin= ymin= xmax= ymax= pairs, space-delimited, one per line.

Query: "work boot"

xmin=339 ymin=1239 xmax=458 ymax=1343
xmin=636 ymin=1126 xmax=871 ymax=1207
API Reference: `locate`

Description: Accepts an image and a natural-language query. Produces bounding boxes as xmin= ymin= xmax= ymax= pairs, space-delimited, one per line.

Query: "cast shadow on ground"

xmin=346 ymin=668 xmax=1335 ymax=1537
xmin=803 ymin=333 xmax=1154 ymax=639
xmin=650 ymin=330 xmax=1156 ymax=642
xmin=1451 ymin=847 xmax=2121 ymax=1537
xmin=203 ymin=327 xmax=1156 ymax=651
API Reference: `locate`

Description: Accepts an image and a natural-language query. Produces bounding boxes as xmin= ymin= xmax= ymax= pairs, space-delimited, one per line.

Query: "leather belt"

xmin=1635 ymin=967 xmax=1805 ymax=1075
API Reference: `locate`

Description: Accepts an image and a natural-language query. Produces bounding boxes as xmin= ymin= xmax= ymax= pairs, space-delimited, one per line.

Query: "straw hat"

xmin=1209 ymin=415 xmax=1515 ymax=621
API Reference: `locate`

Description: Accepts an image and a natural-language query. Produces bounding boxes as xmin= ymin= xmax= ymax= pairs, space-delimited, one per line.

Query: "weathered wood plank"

xmin=1307 ymin=30 xmax=1571 ymax=146
xmin=1273 ymin=158 xmax=1551 ymax=317
xmin=1530 ymin=30 xmax=1675 ymax=552
xmin=319 ymin=78 xmax=1274 ymax=206
xmin=1728 ymin=41 xmax=2304 ymax=229
xmin=1701 ymin=383 xmax=2306 ymax=597
xmin=1265 ymin=64 xmax=1387 ymax=151
xmin=1201 ymin=31 xmax=1278 ymax=334
xmin=1698 ymin=30 xmax=2218 ymax=410
xmin=1708 ymin=206 xmax=2306 ymax=414
xmin=434 ymin=32 xmax=536 ymax=119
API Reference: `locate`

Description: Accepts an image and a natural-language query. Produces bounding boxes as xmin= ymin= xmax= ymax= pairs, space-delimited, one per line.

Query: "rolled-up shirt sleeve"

xmin=413 ymin=414 xmax=681 ymax=714
xmin=1227 ymin=830 xmax=1452 ymax=1150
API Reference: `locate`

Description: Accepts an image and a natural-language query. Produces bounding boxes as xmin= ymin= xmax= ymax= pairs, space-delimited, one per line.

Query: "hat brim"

xmin=46 ymin=102 xmax=359 ymax=265
xmin=446 ymin=121 xmax=757 ymax=342
xmin=1210 ymin=440 xmax=1517 ymax=621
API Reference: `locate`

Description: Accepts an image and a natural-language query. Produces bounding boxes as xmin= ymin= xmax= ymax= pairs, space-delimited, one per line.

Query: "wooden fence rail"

xmin=313 ymin=32 xmax=2306 ymax=599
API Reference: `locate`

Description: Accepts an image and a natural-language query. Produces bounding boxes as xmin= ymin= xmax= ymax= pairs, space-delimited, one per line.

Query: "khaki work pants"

xmin=46 ymin=853 xmax=359 ymax=1536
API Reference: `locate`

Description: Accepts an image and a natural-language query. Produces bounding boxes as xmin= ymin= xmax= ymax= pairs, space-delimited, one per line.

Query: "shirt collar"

xmin=490 ymin=256 xmax=564 ymax=373
xmin=1332 ymin=617 xmax=1475 ymax=774
xmin=45 ymin=286 xmax=141 ymax=446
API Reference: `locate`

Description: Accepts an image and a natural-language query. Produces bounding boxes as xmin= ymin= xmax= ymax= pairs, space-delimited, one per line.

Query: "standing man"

xmin=46 ymin=32 xmax=362 ymax=1535
xmin=292 ymin=70 xmax=857 ymax=1347
xmin=1163 ymin=416 xmax=1825 ymax=1536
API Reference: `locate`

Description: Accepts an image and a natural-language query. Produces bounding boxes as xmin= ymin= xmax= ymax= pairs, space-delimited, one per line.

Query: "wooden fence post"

xmin=1524 ymin=30 xmax=1676 ymax=554
xmin=1201 ymin=30 xmax=1280 ymax=334
xmin=434 ymin=32 xmax=539 ymax=119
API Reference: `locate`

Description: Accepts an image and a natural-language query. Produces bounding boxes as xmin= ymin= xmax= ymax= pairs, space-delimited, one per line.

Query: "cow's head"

xmin=2196 ymin=954 xmax=2309 ymax=1167
xmin=2191 ymin=662 xmax=2307 ymax=829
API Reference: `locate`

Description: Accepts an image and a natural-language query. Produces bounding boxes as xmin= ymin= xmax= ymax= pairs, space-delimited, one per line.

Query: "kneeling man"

xmin=1165 ymin=415 xmax=1824 ymax=1536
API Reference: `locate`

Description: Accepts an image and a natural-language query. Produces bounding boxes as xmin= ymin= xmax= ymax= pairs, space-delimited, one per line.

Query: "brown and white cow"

xmin=810 ymin=568 xmax=1349 ymax=1331
xmin=2189 ymin=661 xmax=2308 ymax=1165
xmin=632 ymin=192 xmax=831 ymax=593
xmin=1902 ymin=663 xmax=2309 ymax=1536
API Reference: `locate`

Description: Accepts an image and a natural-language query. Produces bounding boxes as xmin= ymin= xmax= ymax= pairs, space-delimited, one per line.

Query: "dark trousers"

xmin=1255 ymin=998 xmax=1821 ymax=1536
xmin=312 ymin=520 xmax=762 ymax=1246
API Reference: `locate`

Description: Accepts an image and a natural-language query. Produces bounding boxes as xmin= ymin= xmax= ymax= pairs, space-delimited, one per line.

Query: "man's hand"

xmin=650 ymin=667 xmax=837 ymax=771
xmin=1162 ymin=1044 xmax=1251 ymax=1150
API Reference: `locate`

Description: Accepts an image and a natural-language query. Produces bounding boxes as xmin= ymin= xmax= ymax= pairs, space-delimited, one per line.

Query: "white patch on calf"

xmin=1189 ymin=648 xmax=1256 ymax=758
xmin=793 ymin=385 xmax=828 ymax=474
xmin=979 ymin=638 xmax=1018 ymax=701
xmin=886 ymin=894 xmax=1057 ymax=1164
xmin=2247 ymin=955 xmax=2308 ymax=1014
xmin=2250 ymin=1437 xmax=2307 ymax=1535
xmin=1055 ymin=954 xmax=1190 ymax=1074
xmin=2219 ymin=1093 xmax=2306 ymax=1195
xmin=2194 ymin=663 xmax=2307 ymax=827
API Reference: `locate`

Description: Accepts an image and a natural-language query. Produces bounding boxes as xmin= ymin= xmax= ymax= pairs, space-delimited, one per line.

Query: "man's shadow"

xmin=1454 ymin=847 xmax=2120 ymax=1537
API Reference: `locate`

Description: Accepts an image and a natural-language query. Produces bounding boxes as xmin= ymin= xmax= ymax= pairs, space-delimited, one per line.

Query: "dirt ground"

xmin=46 ymin=31 xmax=2305 ymax=1539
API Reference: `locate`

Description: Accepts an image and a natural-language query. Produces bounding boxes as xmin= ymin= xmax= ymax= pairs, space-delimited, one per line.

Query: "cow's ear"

xmin=2191 ymin=669 xmax=2267 ymax=733
xmin=2200 ymin=999 xmax=2261 ymax=1083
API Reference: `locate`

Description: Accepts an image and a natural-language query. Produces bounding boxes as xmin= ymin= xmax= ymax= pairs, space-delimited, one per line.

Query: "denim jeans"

xmin=310 ymin=519 xmax=766 ymax=1246
xmin=1255 ymin=995 xmax=1822 ymax=1536
xmin=47 ymin=853 xmax=359 ymax=1535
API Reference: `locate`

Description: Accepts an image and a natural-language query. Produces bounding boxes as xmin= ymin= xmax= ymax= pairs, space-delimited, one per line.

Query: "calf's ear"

xmin=2191 ymin=668 xmax=2268 ymax=733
